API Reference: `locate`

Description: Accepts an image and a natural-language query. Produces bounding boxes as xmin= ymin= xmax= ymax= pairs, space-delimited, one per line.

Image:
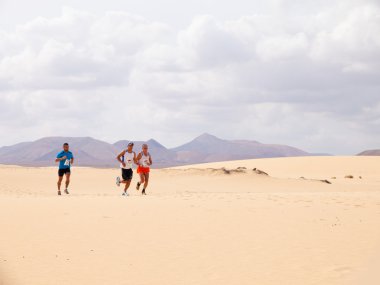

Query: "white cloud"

xmin=0 ymin=1 xmax=379 ymax=154
xmin=255 ymin=33 xmax=309 ymax=61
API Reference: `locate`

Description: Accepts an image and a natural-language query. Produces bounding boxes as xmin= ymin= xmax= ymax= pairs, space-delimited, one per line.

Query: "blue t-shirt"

xmin=56 ymin=151 xmax=74 ymax=169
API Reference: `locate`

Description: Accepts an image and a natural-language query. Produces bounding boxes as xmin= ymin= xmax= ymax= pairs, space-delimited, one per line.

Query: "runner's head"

xmin=127 ymin=142 xmax=134 ymax=152
xmin=63 ymin=143 xmax=69 ymax=152
xmin=142 ymin=143 xmax=148 ymax=154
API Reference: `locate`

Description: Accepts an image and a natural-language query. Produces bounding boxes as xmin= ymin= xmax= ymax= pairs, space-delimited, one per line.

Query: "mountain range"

xmin=357 ymin=149 xmax=380 ymax=156
xmin=0 ymin=133 xmax=314 ymax=168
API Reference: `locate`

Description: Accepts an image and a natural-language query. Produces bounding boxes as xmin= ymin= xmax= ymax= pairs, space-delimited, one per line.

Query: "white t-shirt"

xmin=138 ymin=152 xmax=151 ymax=167
xmin=121 ymin=150 xmax=135 ymax=169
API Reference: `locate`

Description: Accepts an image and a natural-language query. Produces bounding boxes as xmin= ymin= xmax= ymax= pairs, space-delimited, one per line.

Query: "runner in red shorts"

xmin=136 ymin=143 xmax=152 ymax=195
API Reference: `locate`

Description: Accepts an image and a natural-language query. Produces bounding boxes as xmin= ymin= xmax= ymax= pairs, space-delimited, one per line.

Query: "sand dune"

xmin=0 ymin=156 xmax=380 ymax=285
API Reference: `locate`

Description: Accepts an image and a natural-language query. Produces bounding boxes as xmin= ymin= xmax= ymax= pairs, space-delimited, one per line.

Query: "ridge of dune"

xmin=171 ymin=155 xmax=380 ymax=178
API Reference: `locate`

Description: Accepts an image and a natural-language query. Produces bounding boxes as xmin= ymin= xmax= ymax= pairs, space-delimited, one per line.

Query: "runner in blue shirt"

xmin=55 ymin=143 xmax=74 ymax=195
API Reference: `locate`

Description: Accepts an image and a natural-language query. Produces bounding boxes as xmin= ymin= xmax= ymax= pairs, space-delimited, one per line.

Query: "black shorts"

xmin=58 ymin=168 xmax=71 ymax=177
xmin=121 ymin=168 xmax=133 ymax=181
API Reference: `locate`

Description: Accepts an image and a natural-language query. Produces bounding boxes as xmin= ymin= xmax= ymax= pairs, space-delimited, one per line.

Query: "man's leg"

xmin=121 ymin=179 xmax=131 ymax=196
xmin=64 ymin=172 xmax=71 ymax=194
xmin=121 ymin=169 xmax=132 ymax=195
xmin=57 ymin=174 xmax=63 ymax=195
xmin=143 ymin=173 xmax=149 ymax=189
xmin=137 ymin=173 xmax=145 ymax=190
xmin=124 ymin=180 xmax=131 ymax=192
xmin=142 ymin=173 xmax=149 ymax=195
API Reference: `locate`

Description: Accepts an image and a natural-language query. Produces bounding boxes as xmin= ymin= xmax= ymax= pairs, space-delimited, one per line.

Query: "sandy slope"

xmin=0 ymin=156 xmax=379 ymax=285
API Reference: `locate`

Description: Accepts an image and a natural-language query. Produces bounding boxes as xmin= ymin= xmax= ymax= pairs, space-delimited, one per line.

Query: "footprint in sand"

xmin=333 ymin=266 xmax=353 ymax=276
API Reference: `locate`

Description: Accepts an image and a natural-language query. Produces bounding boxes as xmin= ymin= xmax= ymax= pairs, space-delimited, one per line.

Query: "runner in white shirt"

xmin=116 ymin=142 xmax=137 ymax=196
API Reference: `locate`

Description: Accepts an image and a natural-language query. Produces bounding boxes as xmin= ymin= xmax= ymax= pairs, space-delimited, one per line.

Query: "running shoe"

xmin=116 ymin=176 xmax=121 ymax=187
xmin=136 ymin=182 xmax=141 ymax=190
xmin=122 ymin=192 xmax=129 ymax=196
xmin=142 ymin=189 xmax=146 ymax=195
xmin=58 ymin=190 xmax=61 ymax=195
xmin=64 ymin=189 xmax=69 ymax=194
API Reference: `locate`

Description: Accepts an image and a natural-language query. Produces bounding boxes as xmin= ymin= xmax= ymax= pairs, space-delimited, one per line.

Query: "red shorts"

xmin=137 ymin=166 xmax=150 ymax=174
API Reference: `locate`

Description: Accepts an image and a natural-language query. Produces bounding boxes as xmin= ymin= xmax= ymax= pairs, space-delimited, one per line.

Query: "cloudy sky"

xmin=0 ymin=0 xmax=379 ymax=154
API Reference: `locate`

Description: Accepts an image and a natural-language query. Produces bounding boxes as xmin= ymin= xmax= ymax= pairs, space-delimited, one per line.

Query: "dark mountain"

xmin=0 ymin=137 xmax=119 ymax=167
xmin=357 ymin=149 xmax=380 ymax=156
xmin=172 ymin=133 xmax=309 ymax=164
xmin=0 ymin=133 xmax=313 ymax=168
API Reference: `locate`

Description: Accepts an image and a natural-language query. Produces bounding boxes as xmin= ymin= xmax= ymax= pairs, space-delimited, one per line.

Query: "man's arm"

xmin=135 ymin=153 xmax=142 ymax=166
xmin=116 ymin=150 xmax=126 ymax=167
xmin=70 ymin=157 xmax=74 ymax=165
xmin=55 ymin=154 xmax=66 ymax=163
xmin=148 ymin=154 xmax=153 ymax=165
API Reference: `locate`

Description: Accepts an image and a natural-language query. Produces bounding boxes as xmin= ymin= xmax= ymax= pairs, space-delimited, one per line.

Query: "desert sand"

xmin=0 ymin=156 xmax=379 ymax=285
